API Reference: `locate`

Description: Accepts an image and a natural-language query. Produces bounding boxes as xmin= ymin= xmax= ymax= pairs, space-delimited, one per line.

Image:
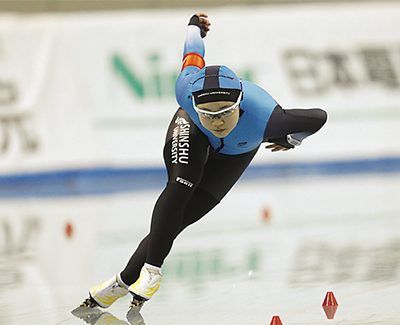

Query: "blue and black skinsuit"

xmin=120 ymin=15 xmax=327 ymax=284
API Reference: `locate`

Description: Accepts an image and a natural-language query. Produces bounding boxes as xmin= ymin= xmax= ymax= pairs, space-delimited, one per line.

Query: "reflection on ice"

xmin=71 ymin=309 xmax=145 ymax=325
xmin=0 ymin=174 xmax=400 ymax=324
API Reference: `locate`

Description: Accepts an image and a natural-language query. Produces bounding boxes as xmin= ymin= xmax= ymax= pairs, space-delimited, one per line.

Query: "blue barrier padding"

xmin=243 ymin=156 xmax=400 ymax=180
xmin=0 ymin=167 xmax=167 ymax=198
xmin=0 ymin=156 xmax=399 ymax=198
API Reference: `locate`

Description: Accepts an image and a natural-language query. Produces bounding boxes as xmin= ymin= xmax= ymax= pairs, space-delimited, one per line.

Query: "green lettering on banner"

xmin=112 ymin=53 xmax=177 ymax=99
xmin=112 ymin=54 xmax=145 ymax=98
xmin=112 ymin=53 xmax=255 ymax=100
xmin=149 ymin=53 xmax=162 ymax=98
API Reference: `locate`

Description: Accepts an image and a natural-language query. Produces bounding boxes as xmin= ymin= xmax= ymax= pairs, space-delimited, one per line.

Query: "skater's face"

xmin=196 ymin=101 xmax=240 ymax=138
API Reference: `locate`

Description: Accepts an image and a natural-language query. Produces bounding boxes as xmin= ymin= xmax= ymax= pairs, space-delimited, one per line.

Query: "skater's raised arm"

xmin=181 ymin=13 xmax=210 ymax=71
xmin=176 ymin=14 xmax=210 ymax=106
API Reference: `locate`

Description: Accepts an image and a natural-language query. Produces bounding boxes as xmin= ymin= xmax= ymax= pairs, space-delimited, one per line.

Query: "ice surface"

xmin=1 ymin=174 xmax=400 ymax=324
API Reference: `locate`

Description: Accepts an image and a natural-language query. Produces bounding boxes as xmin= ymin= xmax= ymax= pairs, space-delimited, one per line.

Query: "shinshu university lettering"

xmin=171 ymin=117 xmax=190 ymax=164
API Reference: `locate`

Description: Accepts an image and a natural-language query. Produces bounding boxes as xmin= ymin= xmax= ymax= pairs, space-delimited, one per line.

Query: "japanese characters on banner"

xmin=0 ymin=2 xmax=399 ymax=175
xmin=0 ymin=17 xmax=99 ymax=174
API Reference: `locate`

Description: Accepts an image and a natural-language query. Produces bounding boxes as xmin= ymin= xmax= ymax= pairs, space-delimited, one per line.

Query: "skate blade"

xmin=73 ymin=310 xmax=129 ymax=324
xmin=72 ymin=296 xmax=102 ymax=319
xmin=71 ymin=308 xmax=104 ymax=325
xmin=126 ymin=308 xmax=145 ymax=325
xmin=71 ymin=304 xmax=102 ymax=318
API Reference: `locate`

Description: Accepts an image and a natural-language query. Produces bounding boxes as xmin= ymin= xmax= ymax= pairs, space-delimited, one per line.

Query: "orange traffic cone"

xmin=322 ymin=291 xmax=339 ymax=319
xmin=270 ymin=315 xmax=283 ymax=325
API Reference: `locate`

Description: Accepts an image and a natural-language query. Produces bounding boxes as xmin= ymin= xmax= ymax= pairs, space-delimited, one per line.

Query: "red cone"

xmin=322 ymin=291 xmax=339 ymax=319
xmin=270 ymin=315 xmax=283 ymax=325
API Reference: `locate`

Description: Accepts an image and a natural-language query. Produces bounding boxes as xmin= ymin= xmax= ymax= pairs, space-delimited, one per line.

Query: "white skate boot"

xmin=89 ymin=274 xmax=129 ymax=308
xmin=128 ymin=263 xmax=162 ymax=310
xmin=73 ymin=274 xmax=129 ymax=314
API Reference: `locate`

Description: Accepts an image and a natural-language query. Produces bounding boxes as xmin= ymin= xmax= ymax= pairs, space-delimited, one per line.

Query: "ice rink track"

xmin=1 ymin=172 xmax=400 ymax=325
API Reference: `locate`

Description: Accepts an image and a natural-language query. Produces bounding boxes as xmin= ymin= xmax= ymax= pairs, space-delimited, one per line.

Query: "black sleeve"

xmin=263 ymin=105 xmax=327 ymax=148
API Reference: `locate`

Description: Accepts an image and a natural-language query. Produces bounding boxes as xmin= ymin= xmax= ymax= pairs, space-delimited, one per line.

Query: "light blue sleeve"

xmin=183 ymin=25 xmax=205 ymax=58
xmin=175 ymin=25 xmax=206 ymax=107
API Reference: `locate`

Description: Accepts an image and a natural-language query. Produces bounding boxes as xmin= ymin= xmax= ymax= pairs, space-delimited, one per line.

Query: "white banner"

xmin=0 ymin=2 xmax=399 ymax=174
xmin=0 ymin=16 xmax=99 ymax=173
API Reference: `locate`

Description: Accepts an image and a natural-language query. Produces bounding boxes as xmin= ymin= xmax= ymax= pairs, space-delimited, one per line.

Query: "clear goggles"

xmin=192 ymin=91 xmax=242 ymax=120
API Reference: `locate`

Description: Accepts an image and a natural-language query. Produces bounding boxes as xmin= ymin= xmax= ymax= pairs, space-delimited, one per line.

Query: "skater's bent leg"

xmin=120 ymin=235 xmax=150 ymax=285
xmin=120 ymin=188 xmax=219 ymax=285
xmin=127 ymin=189 xmax=220 ymax=301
